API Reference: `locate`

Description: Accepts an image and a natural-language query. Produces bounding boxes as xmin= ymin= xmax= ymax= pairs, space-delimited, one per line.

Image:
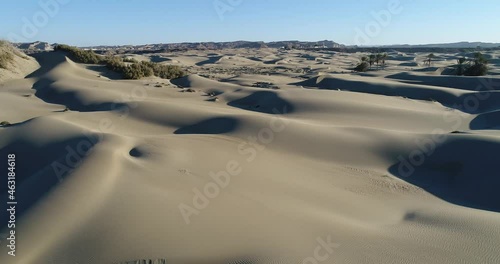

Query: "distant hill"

xmin=13 ymin=41 xmax=53 ymax=52
xmin=12 ymin=40 xmax=344 ymax=52
xmin=84 ymin=40 xmax=344 ymax=51
xmin=373 ymin=42 xmax=500 ymax=49
xmin=13 ymin=40 xmax=500 ymax=52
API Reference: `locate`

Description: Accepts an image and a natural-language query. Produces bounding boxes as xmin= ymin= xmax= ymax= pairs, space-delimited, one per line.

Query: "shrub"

xmin=55 ymin=44 xmax=185 ymax=80
xmin=54 ymin=44 xmax=102 ymax=64
xmin=464 ymin=63 xmax=488 ymax=76
xmin=123 ymin=57 xmax=139 ymax=63
xmin=103 ymin=55 xmax=127 ymax=72
xmin=0 ymin=41 xmax=15 ymax=69
xmin=151 ymin=64 xmax=184 ymax=79
xmin=0 ymin=121 xmax=11 ymax=127
xmin=354 ymin=62 xmax=369 ymax=72
xmin=455 ymin=52 xmax=489 ymax=76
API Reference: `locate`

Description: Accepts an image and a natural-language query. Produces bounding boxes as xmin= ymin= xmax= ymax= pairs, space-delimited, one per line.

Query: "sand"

xmin=0 ymin=47 xmax=500 ymax=264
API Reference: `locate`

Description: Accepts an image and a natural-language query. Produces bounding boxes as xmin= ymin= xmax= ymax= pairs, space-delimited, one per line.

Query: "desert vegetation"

xmin=354 ymin=53 xmax=387 ymax=72
xmin=425 ymin=53 xmax=435 ymax=66
xmin=0 ymin=121 xmax=11 ymax=127
xmin=0 ymin=41 xmax=15 ymax=69
xmin=455 ymin=52 xmax=489 ymax=76
xmin=354 ymin=57 xmax=369 ymax=72
xmin=54 ymin=44 xmax=184 ymax=79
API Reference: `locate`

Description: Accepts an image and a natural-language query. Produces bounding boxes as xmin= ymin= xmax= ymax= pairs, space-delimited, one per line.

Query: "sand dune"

xmin=1 ymin=48 xmax=500 ymax=264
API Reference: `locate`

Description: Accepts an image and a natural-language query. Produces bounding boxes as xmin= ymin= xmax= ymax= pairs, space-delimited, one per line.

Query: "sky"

xmin=1 ymin=0 xmax=500 ymax=46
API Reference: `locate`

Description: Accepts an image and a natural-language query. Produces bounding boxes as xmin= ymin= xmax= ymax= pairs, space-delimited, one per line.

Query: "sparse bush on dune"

xmin=354 ymin=62 xmax=369 ymax=72
xmin=102 ymin=55 xmax=126 ymax=72
xmin=123 ymin=57 xmax=139 ymax=63
xmin=0 ymin=41 xmax=15 ymax=69
xmin=0 ymin=121 xmax=11 ymax=127
xmin=0 ymin=49 xmax=14 ymax=69
xmin=54 ymin=44 xmax=102 ymax=64
xmin=354 ymin=56 xmax=369 ymax=72
xmin=55 ymin=44 xmax=185 ymax=80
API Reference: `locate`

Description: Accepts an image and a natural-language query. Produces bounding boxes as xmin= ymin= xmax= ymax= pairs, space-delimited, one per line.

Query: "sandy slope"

xmin=0 ymin=48 xmax=500 ymax=264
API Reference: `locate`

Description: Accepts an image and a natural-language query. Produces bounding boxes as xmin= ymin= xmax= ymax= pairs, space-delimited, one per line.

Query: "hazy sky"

xmin=1 ymin=0 xmax=499 ymax=46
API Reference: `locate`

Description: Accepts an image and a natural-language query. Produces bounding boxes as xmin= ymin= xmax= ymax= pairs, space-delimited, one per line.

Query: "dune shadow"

xmin=85 ymin=64 xmax=123 ymax=80
xmin=31 ymin=78 xmax=127 ymax=112
xmin=388 ymin=137 xmax=500 ymax=212
xmin=149 ymin=55 xmax=170 ymax=63
xmin=295 ymin=76 xmax=500 ymax=114
xmin=386 ymin=72 xmax=500 ymax=91
xmin=412 ymin=67 xmax=439 ymax=72
xmin=25 ymin=51 xmax=67 ymax=78
xmin=174 ymin=117 xmax=239 ymax=135
xmin=25 ymin=51 xmax=128 ymax=112
xmin=196 ymin=56 xmax=223 ymax=66
xmin=228 ymin=91 xmax=294 ymax=115
xmin=399 ymin=62 xmax=419 ymax=67
xmin=0 ymin=134 xmax=99 ymax=228
xmin=469 ymin=110 xmax=500 ymax=130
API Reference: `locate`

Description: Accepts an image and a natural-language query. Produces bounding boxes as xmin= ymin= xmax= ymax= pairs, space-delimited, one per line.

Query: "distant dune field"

xmin=1 ymin=46 xmax=500 ymax=264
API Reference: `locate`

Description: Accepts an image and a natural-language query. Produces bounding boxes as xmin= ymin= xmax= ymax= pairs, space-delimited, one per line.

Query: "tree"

xmin=464 ymin=52 xmax=488 ymax=76
xmin=426 ymin=53 xmax=435 ymax=66
xmin=354 ymin=56 xmax=370 ymax=72
xmin=381 ymin=53 xmax=388 ymax=67
xmin=376 ymin=53 xmax=383 ymax=66
xmin=456 ymin=57 xmax=467 ymax=76
xmin=369 ymin=54 xmax=376 ymax=68
xmin=455 ymin=53 xmax=489 ymax=76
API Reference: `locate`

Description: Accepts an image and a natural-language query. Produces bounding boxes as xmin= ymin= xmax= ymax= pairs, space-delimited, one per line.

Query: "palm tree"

xmin=426 ymin=53 xmax=435 ymax=66
xmin=456 ymin=57 xmax=467 ymax=75
xmin=369 ymin=54 xmax=376 ymax=68
xmin=376 ymin=53 xmax=383 ymax=67
xmin=382 ymin=53 xmax=388 ymax=67
xmin=472 ymin=52 xmax=487 ymax=65
xmin=463 ymin=52 xmax=489 ymax=76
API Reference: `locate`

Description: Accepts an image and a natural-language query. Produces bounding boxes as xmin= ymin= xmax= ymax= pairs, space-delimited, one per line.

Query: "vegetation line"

xmin=54 ymin=44 xmax=185 ymax=80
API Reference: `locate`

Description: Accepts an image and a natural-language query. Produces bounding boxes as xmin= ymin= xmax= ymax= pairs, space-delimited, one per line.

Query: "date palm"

xmin=426 ymin=53 xmax=435 ymax=66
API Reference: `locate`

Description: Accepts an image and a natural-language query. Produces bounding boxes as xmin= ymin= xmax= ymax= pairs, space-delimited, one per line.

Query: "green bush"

xmin=103 ymin=55 xmax=127 ymax=72
xmin=0 ymin=121 xmax=11 ymax=127
xmin=54 ymin=44 xmax=102 ymax=64
xmin=464 ymin=63 xmax=488 ymax=76
xmin=455 ymin=52 xmax=489 ymax=76
xmin=55 ymin=44 xmax=185 ymax=80
xmin=354 ymin=62 xmax=369 ymax=72
xmin=123 ymin=57 xmax=139 ymax=63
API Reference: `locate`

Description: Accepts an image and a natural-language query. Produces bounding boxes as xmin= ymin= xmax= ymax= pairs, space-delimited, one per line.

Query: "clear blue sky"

xmin=1 ymin=0 xmax=499 ymax=46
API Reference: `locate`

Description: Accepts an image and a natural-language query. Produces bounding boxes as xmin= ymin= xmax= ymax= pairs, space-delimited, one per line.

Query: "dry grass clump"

xmin=0 ymin=41 xmax=16 ymax=69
